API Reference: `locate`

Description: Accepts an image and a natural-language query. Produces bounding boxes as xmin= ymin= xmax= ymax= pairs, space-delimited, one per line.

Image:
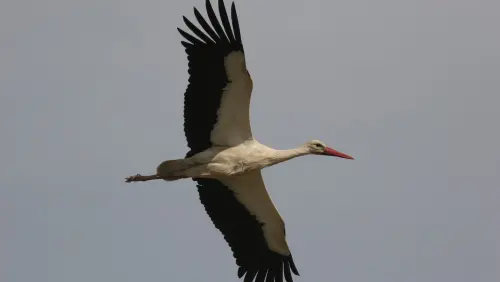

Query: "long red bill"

xmin=324 ymin=147 xmax=354 ymax=159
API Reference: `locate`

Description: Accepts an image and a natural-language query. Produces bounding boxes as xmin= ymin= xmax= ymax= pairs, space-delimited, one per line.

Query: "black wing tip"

xmin=288 ymin=256 xmax=300 ymax=276
xmin=205 ymin=0 xmax=215 ymax=13
xmin=238 ymin=266 xmax=247 ymax=278
xmin=177 ymin=27 xmax=195 ymax=42
xmin=177 ymin=27 xmax=188 ymax=41
xmin=231 ymin=1 xmax=237 ymax=17
xmin=236 ymin=256 xmax=299 ymax=282
xmin=180 ymin=0 xmax=243 ymax=48
xmin=217 ymin=0 xmax=236 ymax=43
xmin=230 ymin=1 xmax=242 ymax=44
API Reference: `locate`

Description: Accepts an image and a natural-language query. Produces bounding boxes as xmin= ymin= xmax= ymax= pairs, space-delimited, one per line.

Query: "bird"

xmin=125 ymin=0 xmax=354 ymax=281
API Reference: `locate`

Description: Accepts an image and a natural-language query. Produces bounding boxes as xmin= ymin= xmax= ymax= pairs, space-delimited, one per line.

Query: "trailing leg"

xmin=125 ymin=174 xmax=160 ymax=183
xmin=125 ymin=157 xmax=207 ymax=183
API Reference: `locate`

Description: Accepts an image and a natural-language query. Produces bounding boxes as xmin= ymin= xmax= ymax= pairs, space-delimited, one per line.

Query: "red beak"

xmin=323 ymin=147 xmax=354 ymax=160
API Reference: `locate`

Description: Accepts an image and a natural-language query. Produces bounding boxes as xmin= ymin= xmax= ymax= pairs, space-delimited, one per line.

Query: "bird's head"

xmin=305 ymin=140 xmax=354 ymax=160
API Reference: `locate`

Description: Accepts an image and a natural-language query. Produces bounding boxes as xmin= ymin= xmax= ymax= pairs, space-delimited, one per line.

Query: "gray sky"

xmin=1 ymin=0 xmax=499 ymax=281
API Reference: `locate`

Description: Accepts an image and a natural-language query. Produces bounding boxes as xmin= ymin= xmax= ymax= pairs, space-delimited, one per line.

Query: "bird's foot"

xmin=125 ymin=174 xmax=159 ymax=183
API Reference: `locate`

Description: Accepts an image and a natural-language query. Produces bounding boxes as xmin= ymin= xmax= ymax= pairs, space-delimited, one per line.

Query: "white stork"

xmin=125 ymin=0 xmax=354 ymax=281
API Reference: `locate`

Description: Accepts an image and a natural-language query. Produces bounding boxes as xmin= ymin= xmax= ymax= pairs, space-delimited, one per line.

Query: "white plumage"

xmin=125 ymin=1 xmax=353 ymax=281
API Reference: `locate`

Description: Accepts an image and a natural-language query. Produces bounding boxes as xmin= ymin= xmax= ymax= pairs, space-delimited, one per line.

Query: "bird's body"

xmin=155 ymin=140 xmax=309 ymax=180
xmin=126 ymin=1 xmax=353 ymax=281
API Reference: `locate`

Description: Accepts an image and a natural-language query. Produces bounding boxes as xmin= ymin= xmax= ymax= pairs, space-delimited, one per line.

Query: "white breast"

xmin=199 ymin=140 xmax=275 ymax=176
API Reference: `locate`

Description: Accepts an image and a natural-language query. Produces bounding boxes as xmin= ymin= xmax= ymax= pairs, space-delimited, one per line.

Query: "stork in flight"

xmin=125 ymin=0 xmax=353 ymax=281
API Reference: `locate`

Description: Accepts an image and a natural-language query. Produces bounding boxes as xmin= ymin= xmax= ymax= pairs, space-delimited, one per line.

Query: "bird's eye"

xmin=315 ymin=143 xmax=322 ymax=148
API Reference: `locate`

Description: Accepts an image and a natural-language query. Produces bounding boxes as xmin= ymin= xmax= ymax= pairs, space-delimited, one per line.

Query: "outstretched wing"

xmin=178 ymin=2 xmax=299 ymax=281
xmin=195 ymin=171 xmax=300 ymax=282
xmin=178 ymin=0 xmax=253 ymax=158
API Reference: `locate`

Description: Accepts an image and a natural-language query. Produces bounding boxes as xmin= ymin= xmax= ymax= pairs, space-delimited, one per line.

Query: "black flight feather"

xmin=205 ymin=0 xmax=229 ymax=43
xmin=182 ymin=16 xmax=215 ymax=44
xmin=218 ymin=0 xmax=235 ymax=43
xmin=194 ymin=8 xmax=220 ymax=42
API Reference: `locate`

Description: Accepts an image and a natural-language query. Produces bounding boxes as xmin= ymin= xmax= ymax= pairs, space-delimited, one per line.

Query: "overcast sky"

xmin=1 ymin=0 xmax=499 ymax=281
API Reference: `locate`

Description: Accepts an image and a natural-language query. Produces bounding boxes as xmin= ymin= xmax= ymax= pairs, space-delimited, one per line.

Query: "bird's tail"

xmin=156 ymin=158 xmax=194 ymax=180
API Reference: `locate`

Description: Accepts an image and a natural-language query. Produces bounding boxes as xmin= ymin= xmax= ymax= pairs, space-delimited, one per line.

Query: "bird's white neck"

xmin=267 ymin=146 xmax=310 ymax=167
